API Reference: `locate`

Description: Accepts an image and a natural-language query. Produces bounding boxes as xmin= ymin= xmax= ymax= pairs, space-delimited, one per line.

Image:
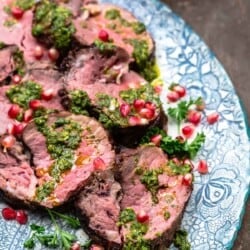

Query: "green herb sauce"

xmin=168 ymin=160 xmax=192 ymax=175
xmin=15 ymin=0 xmax=35 ymax=10
xmin=34 ymin=116 xmax=83 ymax=200
xmin=125 ymin=39 xmax=158 ymax=82
xmin=36 ymin=180 xmax=56 ymax=202
xmin=105 ymin=9 xmax=121 ymax=20
xmin=70 ymin=90 xmax=90 ymax=116
xmin=118 ymin=208 xmax=150 ymax=250
xmin=173 ymin=230 xmax=191 ymax=250
xmin=138 ymin=168 xmax=163 ymax=203
xmin=94 ymin=39 xmax=116 ymax=54
xmin=132 ymin=22 xmax=146 ymax=35
xmin=12 ymin=48 xmax=26 ymax=76
xmin=0 ymin=42 xmax=6 ymax=49
xmin=6 ymin=81 xmax=42 ymax=108
xmin=32 ymin=0 xmax=75 ymax=49
xmin=4 ymin=19 xmax=17 ymax=27
xmin=164 ymin=211 xmax=171 ymax=220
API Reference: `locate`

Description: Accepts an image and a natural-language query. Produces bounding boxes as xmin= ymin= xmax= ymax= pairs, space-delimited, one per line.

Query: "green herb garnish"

xmin=70 ymin=90 xmax=90 ymax=115
xmin=173 ymin=230 xmax=191 ymax=250
xmin=94 ymin=39 xmax=116 ymax=54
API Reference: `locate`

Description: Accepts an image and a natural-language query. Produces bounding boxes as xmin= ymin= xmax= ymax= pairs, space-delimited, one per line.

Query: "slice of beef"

xmin=0 ymin=45 xmax=16 ymax=83
xmin=0 ymin=136 xmax=37 ymax=205
xmin=22 ymin=112 xmax=115 ymax=208
xmin=61 ymin=46 xmax=130 ymax=88
xmin=73 ymin=3 xmax=154 ymax=57
xmin=116 ymin=146 xmax=192 ymax=248
xmin=27 ymin=68 xmax=64 ymax=111
xmin=0 ymin=85 xmax=18 ymax=135
xmin=76 ymin=170 xmax=122 ymax=248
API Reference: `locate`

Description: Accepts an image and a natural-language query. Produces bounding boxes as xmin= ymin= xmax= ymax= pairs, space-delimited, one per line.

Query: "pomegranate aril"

xmin=29 ymin=99 xmax=42 ymax=110
xmin=11 ymin=6 xmax=24 ymax=19
xmin=182 ymin=173 xmax=193 ymax=186
xmin=182 ymin=124 xmax=195 ymax=138
xmin=93 ymin=157 xmax=106 ymax=170
xmin=12 ymin=123 xmax=25 ymax=135
xmin=41 ymin=89 xmax=55 ymax=101
xmin=167 ymin=91 xmax=180 ymax=102
xmin=145 ymin=101 xmax=156 ymax=111
xmin=34 ymin=46 xmax=44 ymax=60
xmin=150 ymin=134 xmax=162 ymax=146
xmin=12 ymin=75 xmax=22 ymax=84
xmin=133 ymin=99 xmax=145 ymax=111
xmin=207 ymin=112 xmax=219 ymax=124
xmin=16 ymin=210 xmax=28 ymax=224
xmin=8 ymin=104 xmax=22 ymax=119
xmin=70 ymin=242 xmax=81 ymax=250
xmin=23 ymin=109 xmax=33 ymax=122
xmin=2 ymin=207 xmax=17 ymax=220
xmin=139 ymin=108 xmax=155 ymax=119
xmin=187 ymin=110 xmax=201 ymax=125
xmin=48 ymin=48 xmax=60 ymax=61
xmin=98 ymin=29 xmax=109 ymax=42
xmin=197 ymin=160 xmax=208 ymax=174
xmin=119 ymin=103 xmax=130 ymax=117
xmin=173 ymin=85 xmax=186 ymax=98
xmin=136 ymin=210 xmax=149 ymax=223
xmin=1 ymin=135 xmax=16 ymax=149
xmin=128 ymin=116 xmax=140 ymax=126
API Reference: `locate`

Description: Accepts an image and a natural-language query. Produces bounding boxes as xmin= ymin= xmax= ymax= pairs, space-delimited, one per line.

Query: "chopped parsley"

xmin=6 ymin=81 xmax=42 ymax=108
xmin=32 ymin=0 xmax=75 ymax=49
xmin=173 ymin=230 xmax=191 ymax=250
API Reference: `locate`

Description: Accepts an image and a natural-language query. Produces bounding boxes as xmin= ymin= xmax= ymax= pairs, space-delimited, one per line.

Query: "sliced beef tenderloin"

xmin=76 ymin=170 xmax=122 ymax=248
xmin=0 ymin=136 xmax=37 ymax=205
xmin=116 ymin=146 xmax=192 ymax=248
xmin=22 ymin=112 xmax=115 ymax=208
xmin=27 ymin=68 xmax=64 ymax=111
xmin=73 ymin=3 xmax=154 ymax=57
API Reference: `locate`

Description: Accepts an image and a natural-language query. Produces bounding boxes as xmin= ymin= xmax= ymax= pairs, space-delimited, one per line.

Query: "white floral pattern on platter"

xmin=0 ymin=0 xmax=249 ymax=249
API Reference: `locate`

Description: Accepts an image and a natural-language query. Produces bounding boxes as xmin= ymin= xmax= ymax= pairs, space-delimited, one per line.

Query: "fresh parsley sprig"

xmin=168 ymin=97 xmax=203 ymax=128
xmin=140 ymin=127 xmax=205 ymax=159
xmin=24 ymin=209 xmax=81 ymax=250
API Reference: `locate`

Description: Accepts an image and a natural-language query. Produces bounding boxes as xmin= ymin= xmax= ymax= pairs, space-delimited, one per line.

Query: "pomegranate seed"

xmin=41 ymin=89 xmax=55 ymax=101
xmin=33 ymin=46 xmax=44 ymax=60
xmin=29 ymin=99 xmax=42 ymax=110
xmin=150 ymin=134 xmax=162 ymax=146
xmin=98 ymin=29 xmax=109 ymax=42
xmin=197 ymin=160 xmax=208 ymax=174
xmin=136 ymin=210 xmax=149 ymax=223
xmin=23 ymin=109 xmax=33 ymax=122
xmin=154 ymin=85 xmax=162 ymax=94
xmin=119 ymin=103 xmax=130 ymax=117
xmin=207 ymin=112 xmax=219 ymax=125
xmin=1 ymin=135 xmax=16 ymax=149
xmin=12 ymin=123 xmax=25 ymax=135
xmin=133 ymin=99 xmax=145 ymax=111
xmin=16 ymin=210 xmax=28 ymax=224
xmin=8 ymin=104 xmax=22 ymax=119
xmin=12 ymin=75 xmax=22 ymax=84
xmin=128 ymin=116 xmax=140 ymax=126
xmin=182 ymin=124 xmax=195 ymax=138
xmin=48 ymin=48 xmax=60 ymax=61
xmin=182 ymin=173 xmax=193 ymax=186
xmin=173 ymin=85 xmax=186 ymax=98
xmin=2 ymin=207 xmax=16 ymax=220
xmin=139 ymin=108 xmax=155 ymax=119
xmin=11 ymin=6 xmax=24 ymax=19
xmin=187 ymin=110 xmax=201 ymax=125
xmin=93 ymin=157 xmax=106 ymax=170
xmin=167 ymin=91 xmax=180 ymax=102
xmin=90 ymin=244 xmax=104 ymax=250
xmin=70 ymin=242 xmax=81 ymax=250
xmin=145 ymin=101 xmax=156 ymax=111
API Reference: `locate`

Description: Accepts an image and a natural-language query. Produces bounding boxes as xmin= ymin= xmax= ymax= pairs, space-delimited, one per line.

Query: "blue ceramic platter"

xmin=0 ymin=0 xmax=250 ymax=249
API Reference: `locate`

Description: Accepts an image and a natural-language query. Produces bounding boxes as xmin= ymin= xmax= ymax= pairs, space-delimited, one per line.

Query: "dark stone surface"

xmin=162 ymin=0 xmax=250 ymax=249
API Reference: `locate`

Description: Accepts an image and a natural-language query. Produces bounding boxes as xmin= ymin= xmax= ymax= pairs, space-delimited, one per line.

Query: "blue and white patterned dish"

xmin=0 ymin=0 xmax=249 ymax=249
